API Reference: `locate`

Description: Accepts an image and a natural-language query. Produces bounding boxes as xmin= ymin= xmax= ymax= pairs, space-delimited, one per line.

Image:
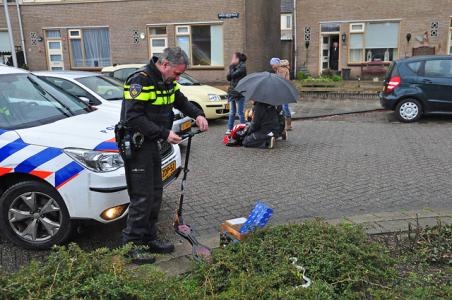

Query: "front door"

xmin=321 ymin=36 xmax=331 ymax=71
xmin=419 ymin=58 xmax=452 ymax=112
xmin=45 ymin=30 xmax=65 ymax=70
xmin=321 ymin=35 xmax=339 ymax=73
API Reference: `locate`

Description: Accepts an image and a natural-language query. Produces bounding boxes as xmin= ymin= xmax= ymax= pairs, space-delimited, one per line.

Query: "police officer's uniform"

xmin=120 ymin=56 xmax=202 ymax=247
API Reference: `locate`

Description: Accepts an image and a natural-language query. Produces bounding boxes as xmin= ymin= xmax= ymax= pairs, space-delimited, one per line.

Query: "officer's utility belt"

xmin=114 ymin=122 xmax=145 ymax=160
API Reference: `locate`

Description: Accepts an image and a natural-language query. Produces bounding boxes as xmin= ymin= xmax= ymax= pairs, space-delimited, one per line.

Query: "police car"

xmin=33 ymin=71 xmax=193 ymax=136
xmin=0 ymin=66 xmax=181 ymax=249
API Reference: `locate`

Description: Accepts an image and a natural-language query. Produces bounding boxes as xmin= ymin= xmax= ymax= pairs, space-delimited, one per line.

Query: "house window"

xmin=0 ymin=31 xmax=11 ymax=54
xmin=281 ymin=14 xmax=292 ymax=30
xmin=69 ymin=28 xmax=111 ymax=68
xmin=176 ymin=24 xmax=224 ymax=67
xmin=449 ymin=19 xmax=452 ymax=54
xmin=321 ymin=22 xmax=340 ymax=33
xmin=149 ymin=26 xmax=167 ymax=58
xmin=349 ymin=22 xmax=400 ymax=63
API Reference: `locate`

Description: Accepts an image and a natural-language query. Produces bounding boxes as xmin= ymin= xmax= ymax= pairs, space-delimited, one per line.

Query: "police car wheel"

xmin=0 ymin=181 xmax=72 ymax=250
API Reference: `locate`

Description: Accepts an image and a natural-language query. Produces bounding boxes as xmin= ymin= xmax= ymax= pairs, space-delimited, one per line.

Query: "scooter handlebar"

xmin=180 ymin=129 xmax=202 ymax=140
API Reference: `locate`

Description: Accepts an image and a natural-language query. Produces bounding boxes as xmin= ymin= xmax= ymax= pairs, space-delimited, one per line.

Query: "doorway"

xmin=320 ymin=34 xmax=339 ymax=72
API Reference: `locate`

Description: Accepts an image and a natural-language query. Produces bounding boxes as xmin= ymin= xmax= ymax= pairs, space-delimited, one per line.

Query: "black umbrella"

xmin=235 ymin=72 xmax=299 ymax=106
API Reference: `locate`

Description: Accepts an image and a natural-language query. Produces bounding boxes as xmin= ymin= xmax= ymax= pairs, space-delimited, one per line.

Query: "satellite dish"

xmin=415 ymin=35 xmax=423 ymax=43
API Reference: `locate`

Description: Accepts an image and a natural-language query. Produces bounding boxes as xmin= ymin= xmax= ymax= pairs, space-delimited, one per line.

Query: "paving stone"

xmin=345 ymin=213 xmax=380 ymax=224
xmin=2 ymin=110 xmax=452 ymax=272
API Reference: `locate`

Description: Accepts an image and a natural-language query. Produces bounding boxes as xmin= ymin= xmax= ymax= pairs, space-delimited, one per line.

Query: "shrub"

xmin=296 ymin=71 xmax=308 ymax=80
xmin=1 ymin=221 xmax=450 ymax=299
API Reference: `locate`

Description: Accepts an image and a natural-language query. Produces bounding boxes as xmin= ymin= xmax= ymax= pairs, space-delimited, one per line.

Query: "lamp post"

xmin=3 ymin=0 xmax=18 ymax=67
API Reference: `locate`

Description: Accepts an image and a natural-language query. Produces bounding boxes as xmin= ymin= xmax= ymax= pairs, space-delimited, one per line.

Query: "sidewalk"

xmin=291 ymin=98 xmax=382 ymax=120
xmin=154 ymin=208 xmax=452 ymax=275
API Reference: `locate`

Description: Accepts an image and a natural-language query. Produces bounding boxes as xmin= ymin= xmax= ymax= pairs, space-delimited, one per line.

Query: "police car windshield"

xmin=76 ymin=76 xmax=124 ymax=101
xmin=178 ymin=74 xmax=201 ymax=86
xmin=0 ymin=73 xmax=92 ymax=130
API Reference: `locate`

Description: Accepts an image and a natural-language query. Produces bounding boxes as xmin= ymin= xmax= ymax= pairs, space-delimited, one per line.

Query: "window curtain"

xmin=210 ymin=25 xmax=223 ymax=66
xmin=349 ymin=34 xmax=363 ymax=62
xmin=82 ymin=28 xmax=111 ymax=67
xmin=365 ymin=22 xmax=399 ymax=49
xmin=70 ymin=39 xmax=83 ymax=67
xmin=177 ymin=36 xmax=190 ymax=61
xmin=0 ymin=32 xmax=12 ymax=53
xmin=46 ymin=30 xmax=61 ymax=39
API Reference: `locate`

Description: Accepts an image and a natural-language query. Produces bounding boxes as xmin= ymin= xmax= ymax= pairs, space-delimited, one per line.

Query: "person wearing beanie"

xmin=270 ymin=58 xmax=293 ymax=132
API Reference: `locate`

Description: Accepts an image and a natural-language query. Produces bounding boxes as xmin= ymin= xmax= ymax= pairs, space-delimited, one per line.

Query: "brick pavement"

xmin=1 ymin=111 xmax=452 ymax=271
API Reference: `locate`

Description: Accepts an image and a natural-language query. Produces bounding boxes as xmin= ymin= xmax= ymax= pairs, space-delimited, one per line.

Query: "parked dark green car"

xmin=380 ymin=55 xmax=452 ymax=122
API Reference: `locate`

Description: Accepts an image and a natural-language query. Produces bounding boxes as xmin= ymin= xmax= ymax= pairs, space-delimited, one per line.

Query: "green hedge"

xmin=1 ymin=220 xmax=450 ymax=299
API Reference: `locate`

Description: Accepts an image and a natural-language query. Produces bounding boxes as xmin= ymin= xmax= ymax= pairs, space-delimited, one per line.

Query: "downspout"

xmin=16 ymin=0 xmax=27 ymax=66
xmin=293 ymin=0 xmax=297 ymax=76
xmin=3 ymin=0 xmax=18 ymax=67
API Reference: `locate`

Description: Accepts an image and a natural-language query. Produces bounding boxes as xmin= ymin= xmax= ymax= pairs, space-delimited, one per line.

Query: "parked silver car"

xmin=34 ymin=71 xmax=193 ymax=135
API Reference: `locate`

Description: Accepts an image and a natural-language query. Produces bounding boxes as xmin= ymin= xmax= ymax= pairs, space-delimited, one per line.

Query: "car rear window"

xmin=385 ymin=62 xmax=399 ymax=79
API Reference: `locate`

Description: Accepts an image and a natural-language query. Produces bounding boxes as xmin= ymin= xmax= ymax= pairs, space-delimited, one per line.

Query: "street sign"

xmin=218 ymin=12 xmax=240 ymax=20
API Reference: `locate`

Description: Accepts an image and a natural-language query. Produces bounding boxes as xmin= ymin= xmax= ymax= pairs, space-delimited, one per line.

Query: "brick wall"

xmin=296 ymin=0 xmax=452 ymax=77
xmin=0 ymin=0 xmax=281 ymax=83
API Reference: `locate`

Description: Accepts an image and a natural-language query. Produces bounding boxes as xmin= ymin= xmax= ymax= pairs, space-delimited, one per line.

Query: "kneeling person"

xmin=242 ymin=102 xmax=280 ymax=149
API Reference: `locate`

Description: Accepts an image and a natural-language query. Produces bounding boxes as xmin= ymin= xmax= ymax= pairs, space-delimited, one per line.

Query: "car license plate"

xmin=162 ymin=161 xmax=176 ymax=181
xmin=225 ymin=103 xmax=230 ymax=110
xmin=180 ymin=120 xmax=191 ymax=132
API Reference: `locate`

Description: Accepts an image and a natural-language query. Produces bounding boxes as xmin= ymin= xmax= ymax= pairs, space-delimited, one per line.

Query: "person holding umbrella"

xmin=226 ymin=52 xmax=247 ymax=135
xmin=234 ymin=71 xmax=299 ymax=148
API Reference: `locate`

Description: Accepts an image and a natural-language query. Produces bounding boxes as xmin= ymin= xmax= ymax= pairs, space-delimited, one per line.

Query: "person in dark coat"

xmin=242 ymin=101 xmax=279 ymax=149
xmin=330 ymin=42 xmax=339 ymax=71
xmin=226 ymin=52 xmax=247 ymax=134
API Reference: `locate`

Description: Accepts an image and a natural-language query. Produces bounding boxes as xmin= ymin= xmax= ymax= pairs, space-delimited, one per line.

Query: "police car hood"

xmin=15 ymin=109 xmax=119 ymax=151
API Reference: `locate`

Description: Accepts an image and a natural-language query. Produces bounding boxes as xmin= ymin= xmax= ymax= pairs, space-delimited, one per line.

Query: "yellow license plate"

xmin=225 ymin=103 xmax=230 ymax=110
xmin=180 ymin=120 xmax=192 ymax=132
xmin=162 ymin=161 xmax=176 ymax=181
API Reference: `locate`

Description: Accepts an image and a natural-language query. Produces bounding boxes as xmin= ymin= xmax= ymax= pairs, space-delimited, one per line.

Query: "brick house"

xmin=0 ymin=0 xmax=281 ymax=82
xmin=296 ymin=0 xmax=452 ymax=77
xmin=280 ymin=0 xmax=294 ymax=70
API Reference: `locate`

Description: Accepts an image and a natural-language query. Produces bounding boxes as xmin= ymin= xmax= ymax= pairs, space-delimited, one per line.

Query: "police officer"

xmin=120 ymin=47 xmax=208 ymax=264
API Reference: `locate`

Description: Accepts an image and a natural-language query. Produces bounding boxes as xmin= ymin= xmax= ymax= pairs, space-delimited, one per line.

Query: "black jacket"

xmin=120 ymin=57 xmax=203 ymax=141
xmin=226 ymin=62 xmax=247 ymax=89
xmin=248 ymin=102 xmax=280 ymax=135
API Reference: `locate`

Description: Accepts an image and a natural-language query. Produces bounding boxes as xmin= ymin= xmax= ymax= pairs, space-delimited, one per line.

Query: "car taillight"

xmin=386 ymin=76 xmax=401 ymax=92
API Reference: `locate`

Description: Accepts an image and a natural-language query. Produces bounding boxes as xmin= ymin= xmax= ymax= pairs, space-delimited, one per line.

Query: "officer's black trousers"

xmin=122 ymin=140 xmax=163 ymax=245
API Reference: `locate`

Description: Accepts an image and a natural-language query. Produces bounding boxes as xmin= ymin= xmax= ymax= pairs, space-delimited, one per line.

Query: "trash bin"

xmin=342 ymin=68 xmax=351 ymax=80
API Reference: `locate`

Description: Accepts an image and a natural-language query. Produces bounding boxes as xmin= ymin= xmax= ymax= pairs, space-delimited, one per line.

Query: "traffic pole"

xmin=3 ymin=0 xmax=18 ymax=67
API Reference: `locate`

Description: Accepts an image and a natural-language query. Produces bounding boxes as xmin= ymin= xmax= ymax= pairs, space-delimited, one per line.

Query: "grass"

xmin=0 ymin=220 xmax=450 ymax=299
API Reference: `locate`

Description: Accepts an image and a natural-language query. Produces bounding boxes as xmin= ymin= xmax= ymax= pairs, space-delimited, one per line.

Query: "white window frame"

xmin=281 ymin=13 xmax=293 ymax=30
xmin=45 ymin=30 xmax=64 ymax=71
xmin=68 ymin=29 xmax=81 ymax=39
xmin=150 ymin=37 xmax=168 ymax=57
xmin=449 ymin=19 xmax=452 ymax=54
xmin=350 ymin=23 xmax=365 ymax=33
xmin=148 ymin=26 xmax=168 ymax=58
xmin=176 ymin=26 xmax=190 ymax=36
xmin=68 ymin=27 xmax=111 ymax=69
xmin=175 ymin=24 xmax=224 ymax=68
xmin=347 ymin=22 xmax=399 ymax=64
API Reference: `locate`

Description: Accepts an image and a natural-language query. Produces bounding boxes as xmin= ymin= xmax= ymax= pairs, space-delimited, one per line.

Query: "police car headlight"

xmin=208 ymin=94 xmax=221 ymax=101
xmin=64 ymin=148 xmax=124 ymax=173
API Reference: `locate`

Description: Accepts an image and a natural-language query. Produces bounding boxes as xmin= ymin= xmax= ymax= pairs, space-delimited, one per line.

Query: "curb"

xmin=155 ymin=208 xmax=452 ymax=275
xmin=291 ymin=109 xmax=386 ymax=121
